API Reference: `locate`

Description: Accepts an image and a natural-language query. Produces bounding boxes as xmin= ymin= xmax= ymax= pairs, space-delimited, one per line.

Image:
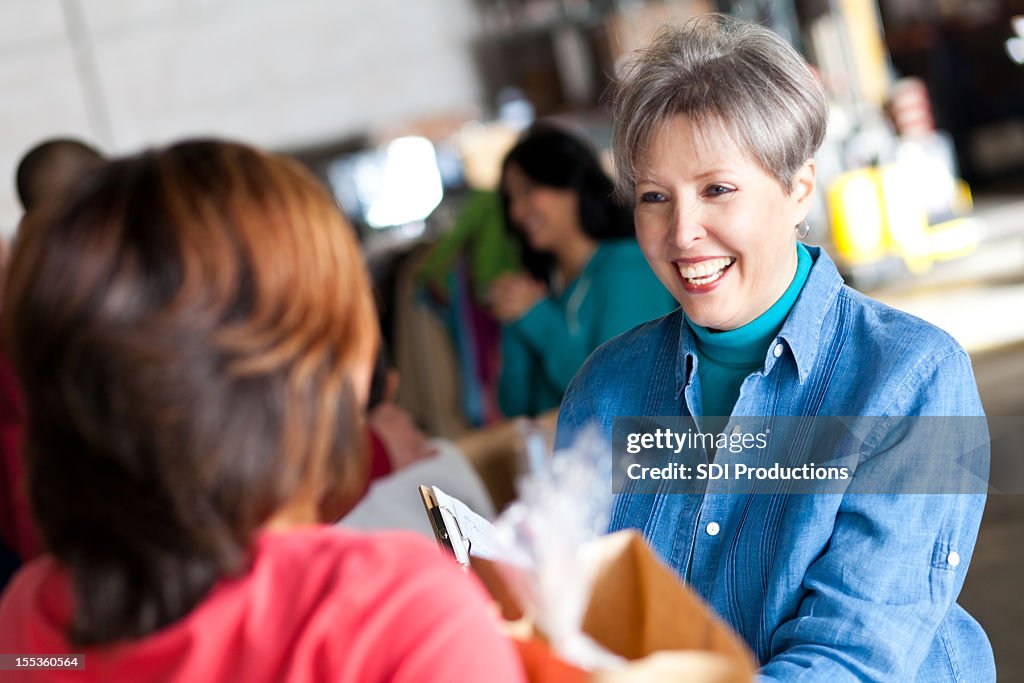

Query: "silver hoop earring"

xmin=795 ymin=221 xmax=810 ymax=239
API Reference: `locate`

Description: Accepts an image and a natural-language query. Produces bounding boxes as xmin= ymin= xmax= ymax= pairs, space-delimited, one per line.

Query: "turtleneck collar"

xmin=686 ymin=242 xmax=812 ymax=368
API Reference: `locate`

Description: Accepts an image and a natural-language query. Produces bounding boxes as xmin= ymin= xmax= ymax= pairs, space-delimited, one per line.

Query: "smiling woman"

xmin=633 ymin=115 xmax=815 ymax=331
xmin=557 ymin=14 xmax=994 ymax=683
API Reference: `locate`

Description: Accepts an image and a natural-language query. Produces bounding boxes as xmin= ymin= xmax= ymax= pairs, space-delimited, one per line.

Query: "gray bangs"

xmin=612 ymin=14 xmax=827 ymax=202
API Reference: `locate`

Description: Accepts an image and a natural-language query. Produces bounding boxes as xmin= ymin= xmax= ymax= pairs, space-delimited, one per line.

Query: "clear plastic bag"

xmin=492 ymin=424 xmax=625 ymax=670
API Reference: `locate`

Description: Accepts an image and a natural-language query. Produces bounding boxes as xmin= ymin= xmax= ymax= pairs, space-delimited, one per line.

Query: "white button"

xmin=947 ymin=551 xmax=961 ymax=567
xmin=730 ymin=425 xmax=741 ymax=437
xmin=773 ymin=343 xmax=784 ymax=358
xmin=706 ymin=522 xmax=720 ymax=536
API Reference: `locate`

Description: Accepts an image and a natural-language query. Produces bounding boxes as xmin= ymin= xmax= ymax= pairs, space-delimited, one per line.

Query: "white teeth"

xmin=677 ymin=257 xmax=734 ymax=285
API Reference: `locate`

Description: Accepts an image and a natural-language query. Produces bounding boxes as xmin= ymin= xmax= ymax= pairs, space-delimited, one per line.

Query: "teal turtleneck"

xmin=687 ymin=242 xmax=812 ymax=434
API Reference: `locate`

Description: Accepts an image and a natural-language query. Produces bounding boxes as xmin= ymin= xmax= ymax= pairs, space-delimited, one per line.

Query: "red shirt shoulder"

xmin=0 ymin=526 xmax=525 ymax=683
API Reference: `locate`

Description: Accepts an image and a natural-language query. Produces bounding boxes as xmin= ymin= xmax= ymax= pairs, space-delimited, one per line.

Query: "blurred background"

xmin=1 ymin=0 xmax=1022 ymax=675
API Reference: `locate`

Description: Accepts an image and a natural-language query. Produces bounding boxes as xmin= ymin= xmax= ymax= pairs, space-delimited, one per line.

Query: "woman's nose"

xmin=667 ymin=203 xmax=707 ymax=249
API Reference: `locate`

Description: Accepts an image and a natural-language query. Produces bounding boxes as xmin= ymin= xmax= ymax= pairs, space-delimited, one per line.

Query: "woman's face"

xmin=633 ymin=115 xmax=815 ymax=331
xmin=503 ymin=163 xmax=580 ymax=253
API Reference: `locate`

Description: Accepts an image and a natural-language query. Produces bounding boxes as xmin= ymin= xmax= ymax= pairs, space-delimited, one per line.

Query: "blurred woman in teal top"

xmin=489 ymin=126 xmax=676 ymax=417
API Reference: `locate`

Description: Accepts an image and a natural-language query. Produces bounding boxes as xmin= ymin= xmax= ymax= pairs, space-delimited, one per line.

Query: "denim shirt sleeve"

xmin=759 ymin=349 xmax=989 ymax=682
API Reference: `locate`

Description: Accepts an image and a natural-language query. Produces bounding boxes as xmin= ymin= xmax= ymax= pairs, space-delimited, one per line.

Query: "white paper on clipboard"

xmin=420 ymin=484 xmax=504 ymax=566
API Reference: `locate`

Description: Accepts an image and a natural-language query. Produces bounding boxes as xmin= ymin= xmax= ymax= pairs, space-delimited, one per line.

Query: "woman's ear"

xmin=790 ymin=159 xmax=816 ymax=221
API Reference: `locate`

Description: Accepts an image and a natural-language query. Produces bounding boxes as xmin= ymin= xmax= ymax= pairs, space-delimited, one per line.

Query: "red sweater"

xmin=0 ymin=526 xmax=525 ymax=682
xmin=0 ymin=350 xmax=38 ymax=561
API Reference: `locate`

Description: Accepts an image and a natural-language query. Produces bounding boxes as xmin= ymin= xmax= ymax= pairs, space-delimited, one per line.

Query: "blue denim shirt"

xmin=557 ymin=247 xmax=994 ymax=681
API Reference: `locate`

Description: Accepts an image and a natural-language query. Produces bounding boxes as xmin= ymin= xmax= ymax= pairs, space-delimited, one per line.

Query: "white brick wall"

xmin=0 ymin=0 xmax=483 ymax=232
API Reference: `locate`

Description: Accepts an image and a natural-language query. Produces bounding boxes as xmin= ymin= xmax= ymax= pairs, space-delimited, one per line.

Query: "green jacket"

xmin=417 ymin=190 xmax=520 ymax=300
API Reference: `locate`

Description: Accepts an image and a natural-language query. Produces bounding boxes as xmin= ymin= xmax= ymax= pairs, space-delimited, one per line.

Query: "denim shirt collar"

xmin=675 ymin=245 xmax=844 ymax=396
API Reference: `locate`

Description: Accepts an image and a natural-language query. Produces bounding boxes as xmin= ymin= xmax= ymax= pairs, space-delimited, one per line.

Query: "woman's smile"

xmin=675 ymin=256 xmax=736 ymax=290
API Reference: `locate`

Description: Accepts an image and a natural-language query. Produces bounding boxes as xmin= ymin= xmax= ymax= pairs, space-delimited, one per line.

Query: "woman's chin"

xmin=524 ymin=235 xmax=551 ymax=252
xmin=680 ymin=303 xmax=735 ymax=331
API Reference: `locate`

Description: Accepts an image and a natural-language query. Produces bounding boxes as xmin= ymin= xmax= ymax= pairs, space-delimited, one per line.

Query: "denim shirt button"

xmin=947 ymin=551 xmax=961 ymax=567
xmin=706 ymin=522 xmax=721 ymax=536
xmin=773 ymin=342 xmax=784 ymax=358
xmin=730 ymin=425 xmax=742 ymax=437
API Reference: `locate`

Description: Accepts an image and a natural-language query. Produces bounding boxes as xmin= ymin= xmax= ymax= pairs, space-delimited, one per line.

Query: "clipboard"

xmin=419 ymin=484 xmax=472 ymax=566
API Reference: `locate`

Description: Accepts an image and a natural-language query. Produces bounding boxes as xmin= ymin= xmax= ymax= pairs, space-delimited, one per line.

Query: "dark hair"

xmin=15 ymin=138 xmax=104 ymax=212
xmin=3 ymin=140 xmax=378 ymax=646
xmin=366 ymin=342 xmax=392 ymax=411
xmin=499 ymin=125 xmax=634 ymax=282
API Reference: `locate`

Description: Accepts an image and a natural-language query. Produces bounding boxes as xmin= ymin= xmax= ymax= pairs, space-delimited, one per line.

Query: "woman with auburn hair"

xmin=0 ymin=140 xmax=525 ymax=682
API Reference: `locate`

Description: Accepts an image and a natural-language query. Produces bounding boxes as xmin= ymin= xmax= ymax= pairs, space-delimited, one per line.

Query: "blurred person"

xmin=15 ymin=137 xmax=103 ymax=226
xmin=557 ymin=15 xmax=993 ymax=681
xmin=0 ymin=233 xmax=22 ymax=578
xmin=0 ymin=352 xmax=25 ymax=592
xmin=343 ymin=346 xmax=496 ymax=535
xmin=0 ymin=140 xmax=525 ymax=682
xmin=363 ymin=345 xmax=435 ymax=480
xmin=492 ymin=126 xmax=676 ymax=418
xmin=367 ymin=401 xmax=434 ymax=471
xmin=0 ymin=138 xmax=104 ymax=582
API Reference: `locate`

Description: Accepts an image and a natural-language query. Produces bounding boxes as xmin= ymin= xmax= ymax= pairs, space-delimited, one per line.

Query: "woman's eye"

xmin=638 ymin=191 xmax=666 ymax=203
xmin=704 ymin=184 xmax=735 ymax=197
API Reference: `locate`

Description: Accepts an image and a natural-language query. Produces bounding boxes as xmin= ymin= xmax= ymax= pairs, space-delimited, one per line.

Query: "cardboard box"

xmin=473 ymin=531 xmax=756 ymax=682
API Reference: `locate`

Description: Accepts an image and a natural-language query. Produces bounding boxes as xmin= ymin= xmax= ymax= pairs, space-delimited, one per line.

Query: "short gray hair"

xmin=612 ymin=14 xmax=828 ymax=200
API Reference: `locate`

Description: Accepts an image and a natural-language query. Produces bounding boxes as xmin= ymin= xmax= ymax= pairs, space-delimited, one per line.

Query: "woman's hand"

xmin=489 ymin=273 xmax=547 ymax=322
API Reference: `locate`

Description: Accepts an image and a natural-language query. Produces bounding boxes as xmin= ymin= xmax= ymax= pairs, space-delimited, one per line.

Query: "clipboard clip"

xmin=419 ymin=485 xmax=472 ymax=566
